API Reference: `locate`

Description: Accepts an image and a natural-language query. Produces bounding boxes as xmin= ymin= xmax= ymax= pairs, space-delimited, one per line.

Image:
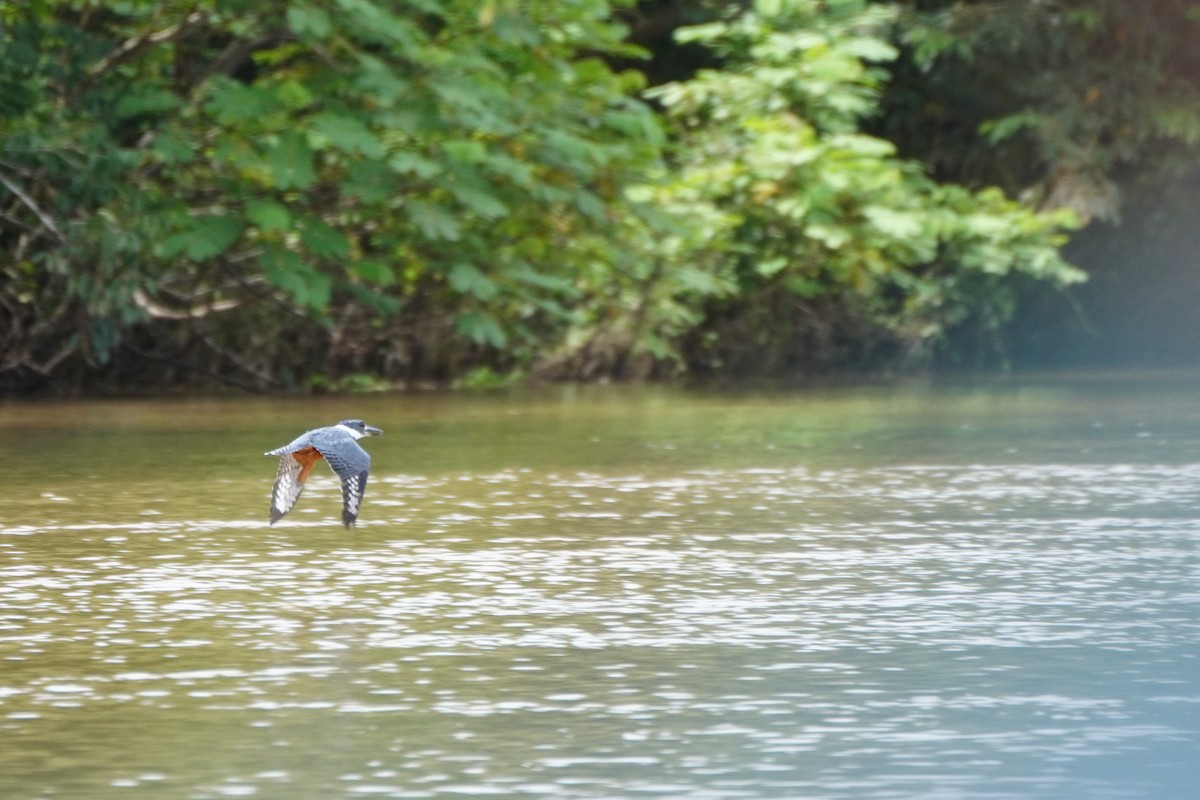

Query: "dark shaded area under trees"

xmin=875 ymin=0 xmax=1200 ymax=370
xmin=0 ymin=0 xmax=1196 ymax=394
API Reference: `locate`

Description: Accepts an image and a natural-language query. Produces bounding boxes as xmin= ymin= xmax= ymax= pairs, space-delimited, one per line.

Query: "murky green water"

xmin=2 ymin=375 xmax=1198 ymax=799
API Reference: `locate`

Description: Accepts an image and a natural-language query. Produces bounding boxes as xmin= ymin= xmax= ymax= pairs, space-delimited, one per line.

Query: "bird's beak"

xmin=365 ymin=425 xmax=383 ymax=436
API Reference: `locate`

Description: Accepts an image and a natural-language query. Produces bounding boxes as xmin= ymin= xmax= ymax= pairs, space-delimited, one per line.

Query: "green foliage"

xmin=455 ymin=364 xmax=524 ymax=390
xmin=615 ymin=0 xmax=1083 ymax=372
xmin=0 ymin=0 xmax=665 ymax=388
xmin=887 ymin=0 xmax=1200 ymax=222
xmin=0 ymin=0 xmax=1088 ymax=389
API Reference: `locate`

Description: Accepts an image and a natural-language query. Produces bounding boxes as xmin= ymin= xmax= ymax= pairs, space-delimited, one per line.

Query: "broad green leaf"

xmin=805 ymin=222 xmax=851 ymax=249
xmin=483 ymin=153 xmax=534 ymax=187
xmin=441 ymin=140 xmax=488 ymax=164
xmin=979 ymin=112 xmax=1044 ymax=144
xmin=389 ymin=152 xmax=442 ymax=178
xmin=353 ymin=53 xmax=408 ymax=106
xmin=349 ymin=259 xmax=395 ymax=286
xmin=542 ymin=129 xmax=605 ymax=174
xmin=151 ymin=130 xmax=195 ymax=164
xmin=675 ymin=266 xmax=727 ymax=295
xmin=115 ymin=87 xmax=180 ymax=119
xmin=784 ymin=274 xmax=828 ymax=298
xmin=448 ymin=184 xmax=508 ymax=219
xmin=275 ymin=78 xmax=314 ymax=110
xmin=311 ymin=112 xmax=385 ymax=158
xmin=262 ymin=245 xmax=331 ymax=309
xmin=299 ymin=217 xmax=351 ymax=259
xmin=205 ymin=81 xmax=284 ymax=123
xmin=862 ymin=206 xmax=924 ymax=239
xmin=344 ymin=159 xmax=400 ymax=203
xmin=674 ymin=22 xmax=728 ymax=44
xmin=268 ymin=131 xmax=315 ymax=189
xmin=287 ymin=3 xmax=332 ymax=38
xmin=449 ymin=262 xmax=498 ymax=300
xmin=571 ymin=189 xmax=606 ymax=221
xmin=261 ymin=245 xmax=308 ymax=298
xmin=840 ymin=37 xmax=899 ymax=63
xmin=161 ymin=215 xmax=245 ymax=261
xmin=344 ymin=282 xmax=401 ymax=314
xmin=505 ymin=264 xmax=578 ymax=296
xmin=246 ymin=200 xmax=292 ymax=232
xmin=755 ymin=257 xmax=788 ymax=278
xmin=407 ymin=201 xmax=461 ymax=241
xmin=456 ymin=310 xmax=507 ymax=347
xmin=755 ymin=0 xmax=782 ymax=17
xmin=334 ymin=0 xmax=422 ymax=48
xmin=827 ymin=133 xmax=896 ymax=158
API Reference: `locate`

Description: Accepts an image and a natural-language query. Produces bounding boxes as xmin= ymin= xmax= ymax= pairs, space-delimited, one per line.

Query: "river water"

xmin=1 ymin=374 xmax=1197 ymax=799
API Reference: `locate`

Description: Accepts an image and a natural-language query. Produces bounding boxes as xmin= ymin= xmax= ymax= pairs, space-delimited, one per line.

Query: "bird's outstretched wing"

xmin=310 ymin=429 xmax=372 ymax=528
xmin=266 ymin=432 xmax=314 ymax=457
xmin=269 ymin=455 xmax=304 ymax=524
xmin=267 ymin=438 xmax=325 ymax=525
xmin=339 ymin=470 xmax=369 ymax=528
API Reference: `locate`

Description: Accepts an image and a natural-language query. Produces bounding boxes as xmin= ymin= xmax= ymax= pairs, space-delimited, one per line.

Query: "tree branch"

xmin=0 ymin=170 xmax=65 ymax=243
xmin=85 ymin=10 xmax=209 ymax=83
xmin=132 ymin=288 xmax=242 ymax=320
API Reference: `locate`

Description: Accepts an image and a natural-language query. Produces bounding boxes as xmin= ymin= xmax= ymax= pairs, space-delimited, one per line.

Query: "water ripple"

xmin=1 ymin=463 xmax=1198 ymax=798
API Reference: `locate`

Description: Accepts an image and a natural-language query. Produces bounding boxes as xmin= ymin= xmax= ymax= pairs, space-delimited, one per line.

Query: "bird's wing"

xmin=269 ymin=454 xmax=305 ymax=524
xmin=310 ymin=429 xmax=371 ymax=477
xmin=339 ymin=471 xmax=369 ymax=528
xmin=311 ymin=429 xmax=372 ymax=528
xmin=268 ymin=424 xmax=326 ymax=523
xmin=265 ymin=431 xmax=314 ymax=457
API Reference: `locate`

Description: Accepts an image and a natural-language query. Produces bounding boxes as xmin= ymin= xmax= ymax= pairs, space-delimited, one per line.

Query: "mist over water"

xmin=2 ymin=376 xmax=1198 ymax=798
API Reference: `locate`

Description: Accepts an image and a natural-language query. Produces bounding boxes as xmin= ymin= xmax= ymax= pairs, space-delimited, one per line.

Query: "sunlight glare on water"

xmin=1 ymin=377 xmax=1198 ymax=799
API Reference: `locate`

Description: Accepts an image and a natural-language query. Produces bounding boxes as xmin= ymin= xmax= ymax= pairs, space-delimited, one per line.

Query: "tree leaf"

xmin=161 ymin=215 xmax=245 ymax=261
xmin=862 ymin=206 xmax=924 ymax=239
xmin=448 ymin=183 xmax=509 ymax=219
xmin=441 ymin=139 xmax=488 ymax=164
xmin=299 ymin=217 xmax=351 ymax=259
xmin=449 ymin=262 xmax=499 ymax=300
xmin=268 ymin=131 xmax=316 ymax=189
xmin=246 ymin=200 xmax=292 ymax=232
xmin=407 ymin=201 xmax=461 ymax=241
xmin=311 ymin=111 xmax=385 ymax=158
xmin=115 ymin=87 xmax=180 ymax=119
xmin=205 ymin=80 xmax=284 ymax=123
xmin=287 ymin=3 xmax=332 ymax=39
xmin=344 ymin=159 xmax=400 ymax=202
xmin=334 ymin=0 xmax=422 ymax=48
xmin=262 ymin=245 xmax=331 ymax=309
xmin=389 ymin=152 xmax=443 ymax=178
xmin=349 ymin=259 xmax=395 ymax=286
xmin=840 ymin=37 xmax=899 ymax=63
xmin=456 ymin=310 xmax=507 ymax=347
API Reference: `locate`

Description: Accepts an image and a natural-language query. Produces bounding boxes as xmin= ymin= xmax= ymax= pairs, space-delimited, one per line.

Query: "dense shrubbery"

xmin=5 ymin=0 xmax=1163 ymax=392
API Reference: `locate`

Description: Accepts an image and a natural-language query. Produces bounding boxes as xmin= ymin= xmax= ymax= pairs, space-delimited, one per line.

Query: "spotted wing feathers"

xmin=310 ymin=428 xmax=372 ymax=528
xmin=340 ymin=471 xmax=369 ymax=528
xmin=269 ymin=454 xmax=305 ymax=524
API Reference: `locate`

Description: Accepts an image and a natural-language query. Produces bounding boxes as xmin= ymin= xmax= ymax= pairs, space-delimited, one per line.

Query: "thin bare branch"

xmin=85 ymin=10 xmax=209 ymax=83
xmin=0 ymin=170 xmax=66 ymax=242
xmin=132 ymin=288 xmax=242 ymax=320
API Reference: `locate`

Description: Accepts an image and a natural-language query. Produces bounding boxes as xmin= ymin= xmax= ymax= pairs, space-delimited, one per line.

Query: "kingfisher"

xmin=265 ymin=419 xmax=383 ymax=527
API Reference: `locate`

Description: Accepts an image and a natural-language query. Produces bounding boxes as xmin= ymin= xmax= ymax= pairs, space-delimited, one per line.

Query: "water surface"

xmin=1 ymin=375 xmax=1198 ymax=798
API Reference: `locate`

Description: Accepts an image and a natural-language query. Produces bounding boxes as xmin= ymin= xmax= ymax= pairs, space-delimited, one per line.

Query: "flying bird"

xmin=265 ymin=419 xmax=383 ymax=527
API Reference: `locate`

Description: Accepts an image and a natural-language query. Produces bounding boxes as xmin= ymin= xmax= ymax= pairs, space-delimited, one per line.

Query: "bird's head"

xmin=337 ymin=419 xmax=384 ymax=439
